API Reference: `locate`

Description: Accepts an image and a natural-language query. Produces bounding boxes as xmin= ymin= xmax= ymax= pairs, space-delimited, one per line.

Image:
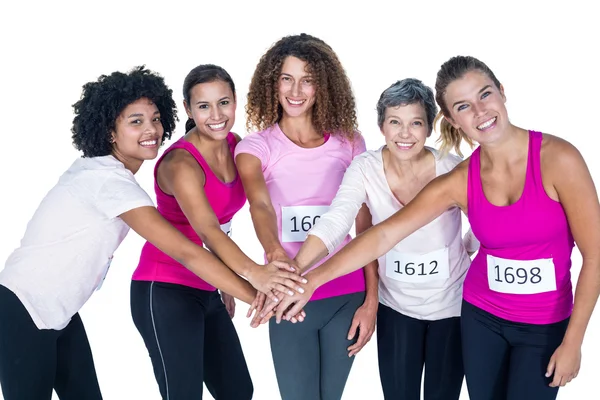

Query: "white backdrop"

xmin=1 ymin=1 xmax=598 ymax=399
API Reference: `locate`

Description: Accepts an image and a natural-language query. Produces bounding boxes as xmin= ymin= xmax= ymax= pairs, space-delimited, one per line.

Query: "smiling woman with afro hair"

xmin=71 ymin=65 xmax=178 ymax=158
xmin=236 ymin=33 xmax=375 ymax=400
xmin=0 ymin=65 xmax=262 ymax=400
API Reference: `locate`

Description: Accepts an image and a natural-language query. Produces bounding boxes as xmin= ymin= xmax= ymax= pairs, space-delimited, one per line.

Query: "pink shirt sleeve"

xmin=352 ymin=134 xmax=367 ymax=158
xmin=234 ymin=132 xmax=270 ymax=171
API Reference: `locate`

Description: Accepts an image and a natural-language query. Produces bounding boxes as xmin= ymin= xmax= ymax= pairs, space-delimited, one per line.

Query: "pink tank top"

xmin=133 ymin=132 xmax=247 ymax=291
xmin=464 ymin=131 xmax=574 ymax=324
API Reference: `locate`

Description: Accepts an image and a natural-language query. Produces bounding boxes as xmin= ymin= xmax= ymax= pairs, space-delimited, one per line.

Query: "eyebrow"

xmin=452 ymin=85 xmax=492 ymax=108
xmin=280 ymin=72 xmax=312 ymax=78
xmin=127 ymin=110 xmax=160 ymax=118
xmin=195 ymin=96 xmax=231 ymax=105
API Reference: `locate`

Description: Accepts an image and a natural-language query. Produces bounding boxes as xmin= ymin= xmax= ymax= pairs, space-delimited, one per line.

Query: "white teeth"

xmin=208 ymin=122 xmax=226 ymax=130
xmin=287 ymin=98 xmax=305 ymax=105
xmin=477 ymin=117 xmax=496 ymax=130
xmin=140 ymin=140 xmax=157 ymax=146
xmin=396 ymin=142 xmax=414 ymax=149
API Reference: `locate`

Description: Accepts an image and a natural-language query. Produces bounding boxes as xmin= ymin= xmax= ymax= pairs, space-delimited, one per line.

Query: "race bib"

xmin=96 ymin=256 xmax=113 ymax=291
xmin=204 ymin=221 xmax=233 ymax=251
xmin=487 ymin=255 xmax=556 ymax=294
xmin=385 ymin=247 xmax=450 ymax=283
xmin=281 ymin=205 xmax=329 ymax=243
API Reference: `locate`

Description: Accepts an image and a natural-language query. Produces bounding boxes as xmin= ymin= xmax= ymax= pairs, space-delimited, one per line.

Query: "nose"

xmin=472 ymin=101 xmax=486 ymax=117
xmin=144 ymin=119 xmax=158 ymax=134
xmin=291 ymin=80 xmax=301 ymax=97
xmin=209 ymin=105 xmax=222 ymax=121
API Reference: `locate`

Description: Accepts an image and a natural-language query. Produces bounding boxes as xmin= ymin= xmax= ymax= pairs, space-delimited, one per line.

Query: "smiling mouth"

xmin=286 ymin=98 xmax=306 ymax=106
xmin=477 ymin=117 xmax=497 ymax=131
xmin=395 ymin=142 xmax=415 ymax=150
xmin=140 ymin=139 xmax=158 ymax=147
xmin=208 ymin=121 xmax=227 ymax=130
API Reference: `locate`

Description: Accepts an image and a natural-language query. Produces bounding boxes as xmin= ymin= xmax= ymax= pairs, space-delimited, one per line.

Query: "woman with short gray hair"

xmin=288 ymin=78 xmax=479 ymax=399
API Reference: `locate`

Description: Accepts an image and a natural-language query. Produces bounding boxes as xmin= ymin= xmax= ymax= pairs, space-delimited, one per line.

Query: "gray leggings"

xmin=269 ymin=291 xmax=365 ymax=400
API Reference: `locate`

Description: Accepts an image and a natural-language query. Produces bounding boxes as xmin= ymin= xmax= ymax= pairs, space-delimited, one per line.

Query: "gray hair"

xmin=376 ymin=78 xmax=438 ymax=135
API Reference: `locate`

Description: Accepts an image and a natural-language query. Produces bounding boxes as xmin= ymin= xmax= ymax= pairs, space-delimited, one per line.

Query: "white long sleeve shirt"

xmin=308 ymin=146 xmax=479 ymax=320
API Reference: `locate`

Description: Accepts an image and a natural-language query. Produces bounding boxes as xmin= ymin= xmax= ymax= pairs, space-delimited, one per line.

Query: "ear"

xmin=183 ymin=100 xmax=193 ymax=119
xmin=109 ymin=130 xmax=116 ymax=144
xmin=500 ymin=84 xmax=506 ymax=103
xmin=445 ymin=114 xmax=461 ymax=130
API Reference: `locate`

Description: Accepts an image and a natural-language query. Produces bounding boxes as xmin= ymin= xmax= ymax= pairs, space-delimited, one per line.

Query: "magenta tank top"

xmin=464 ymin=131 xmax=574 ymax=324
xmin=133 ymin=132 xmax=247 ymax=291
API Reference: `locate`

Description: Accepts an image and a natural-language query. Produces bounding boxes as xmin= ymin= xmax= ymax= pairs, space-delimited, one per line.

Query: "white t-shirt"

xmin=308 ymin=147 xmax=479 ymax=320
xmin=0 ymin=156 xmax=154 ymax=330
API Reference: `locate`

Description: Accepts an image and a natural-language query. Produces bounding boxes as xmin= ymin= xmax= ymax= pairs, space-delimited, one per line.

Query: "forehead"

xmin=189 ymin=80 xmax=233 ymax=101
xmin=120 ymin=97 xmax=158 ymax=116
xmin=281 ymin=56 xmax=310 ymax=75
xmin=385 ymin=102 xmax=426 ymax=118
xmin=444 ymin=70 xmax=495 ymax=102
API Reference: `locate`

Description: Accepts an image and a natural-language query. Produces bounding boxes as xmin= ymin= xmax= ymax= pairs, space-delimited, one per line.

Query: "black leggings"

xmin=376 ymin=303 xmax=464 ymax=400
xmin=0 ymin=284 xmax=102 ymax=400
xmin=461 ymin=300 xmax=569 ymax=400
xmin=130 ymin=281 xmax=253 ymax=400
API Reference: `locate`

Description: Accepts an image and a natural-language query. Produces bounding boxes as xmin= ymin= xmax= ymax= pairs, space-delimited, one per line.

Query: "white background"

xmin=1 ymin=1 xmax=598 ymax=399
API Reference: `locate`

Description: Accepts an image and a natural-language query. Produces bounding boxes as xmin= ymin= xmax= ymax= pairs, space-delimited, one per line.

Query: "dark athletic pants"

xmin=131 ymin=281 xmax=253 ymax=400
xmin=376 ymin=303 xmax=464 ymax=400
xmin=0 ymin=284 xmax=102 ymax=400
xmin=269 ymin=291 xmax=365 ymax=400
xmin=461 ymin=300 xmax=569 ymax=400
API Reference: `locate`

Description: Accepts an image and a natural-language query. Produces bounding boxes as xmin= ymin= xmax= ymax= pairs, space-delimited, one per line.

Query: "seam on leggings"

xmin=150 ymin=281 xmax=170 ymax=400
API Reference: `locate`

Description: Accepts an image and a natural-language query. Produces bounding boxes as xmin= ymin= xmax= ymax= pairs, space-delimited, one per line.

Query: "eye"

xmin=131 ymin=119 xmax=142 ymax=124
xmin=220 ymin=100 xmax=230 ymax=106
xmin=389 ymin=119 xmax=399 ymax=125
xmin=457 ymin=104 xmax=469 ymax=112
xmin=281 ymin=76 xmax=291 ymax=82
xmin=481 ymin=91 xmax=491 ymax=99
xmin=153 ymin=116 xmax=161 ymax=122
xmin=302 ymin=79 xmax=313 ymax=85
xmin=413 ymin=121 xmax=423 ymax=126
xmin=198 ymin=104 xmax=209 ymax=109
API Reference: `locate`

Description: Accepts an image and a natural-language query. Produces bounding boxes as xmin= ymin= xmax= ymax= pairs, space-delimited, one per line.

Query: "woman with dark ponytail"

xmin=130 ymin=64 xmax=306 ymax=400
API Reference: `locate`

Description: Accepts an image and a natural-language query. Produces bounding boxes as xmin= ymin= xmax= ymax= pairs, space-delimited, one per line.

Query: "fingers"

xmin=545 ymin=356 xmax=556 ymax=379
xmin=347 ymin=318 xmax=359 ymax=341
xmin=273 ymin=271 xmax=308 ymax=284
xmin=270 ymin=260 xmax=297 ymax=272
xmin=260 ymin=298 xmax=280 ymax=317
xmin=283 ymin=300 xmax=307 ymax=322
xmin=259 ymin=310 xmax=275 ymax=325
xmin=275 ymin=297 xmax=296 ymax=323
xmin=246 ymin=295 xmax=260 ymax=318
xmin=265 ymin=290 xmax=281 ymax=304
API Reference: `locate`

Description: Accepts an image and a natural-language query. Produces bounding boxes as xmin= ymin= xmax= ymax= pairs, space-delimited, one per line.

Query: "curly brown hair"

xmin=246 ymin=33 xmax=358 ymax=140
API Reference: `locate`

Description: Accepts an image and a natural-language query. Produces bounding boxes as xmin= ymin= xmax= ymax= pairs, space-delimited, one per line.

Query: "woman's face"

xmin=444 ymin=70 xmax=508 ymax=145
xmin=185 ymin=79 xmax=236 ymax=140
xmin=277 ymin=56 xmax=317 ymax=119
xmin=381 ymin=102 xmax=429 ymax=161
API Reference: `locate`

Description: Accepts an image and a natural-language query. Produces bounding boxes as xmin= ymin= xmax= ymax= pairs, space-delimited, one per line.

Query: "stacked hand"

xmin=246 ymin=251 xmax=309 ymax=326
xmin=245 ymin=259 xmax=308 ymax=303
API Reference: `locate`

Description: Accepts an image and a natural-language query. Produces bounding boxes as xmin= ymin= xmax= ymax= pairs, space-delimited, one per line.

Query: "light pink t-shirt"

xmin=235 ymin=124 xmax=367 ymax=301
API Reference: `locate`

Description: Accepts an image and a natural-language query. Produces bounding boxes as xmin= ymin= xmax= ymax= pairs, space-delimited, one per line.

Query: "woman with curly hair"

xmin=130 ymin=64 xmax=306 ymax=400
xmin=0 ymin=66 xmax=261 ymax=400
xmin=236 ymin=33 xmax=376 ymax=400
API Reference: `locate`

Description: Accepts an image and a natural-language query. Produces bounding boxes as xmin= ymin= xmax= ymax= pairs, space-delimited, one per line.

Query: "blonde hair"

xmin=434 ymin=111 xmax=473 ymax=158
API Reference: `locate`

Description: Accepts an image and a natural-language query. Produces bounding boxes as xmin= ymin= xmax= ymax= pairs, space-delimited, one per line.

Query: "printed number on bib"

xmin=281 ymin=206 xmax=329 ymax=243
xmin=385 ymin=247 xmax=450 ymax=283
xmin=203 ymin=221 xmax=233 ymax=252
xmin=487 ymin=255 xmax=556 ymax=294
xmin=96 ymin=256 xmax=113 ymax=291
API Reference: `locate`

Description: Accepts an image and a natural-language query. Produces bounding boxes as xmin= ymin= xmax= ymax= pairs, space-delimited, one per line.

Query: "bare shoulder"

xmin=159 ymin=148 xmax=204 ymax=178
xmin=541 ymin=133 xmax=586 ymax=172
xmin=435 ymin=157 xmax=470 ymax=210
